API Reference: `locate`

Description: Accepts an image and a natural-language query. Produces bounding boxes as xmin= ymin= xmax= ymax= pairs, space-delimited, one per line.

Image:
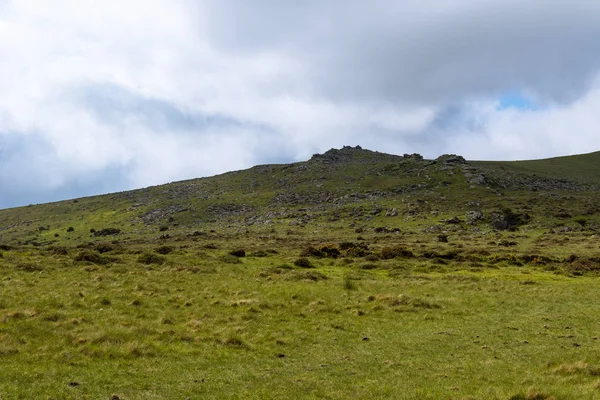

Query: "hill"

xmin=2 ymin=147 xmax=600 ymax=398
xmin=1 ymin=146 xmax=599 ymax=247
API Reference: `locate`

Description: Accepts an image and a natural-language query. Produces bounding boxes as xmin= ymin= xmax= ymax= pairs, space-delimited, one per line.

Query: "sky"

xmin=2 ymin=0 xmax=600 ymax=209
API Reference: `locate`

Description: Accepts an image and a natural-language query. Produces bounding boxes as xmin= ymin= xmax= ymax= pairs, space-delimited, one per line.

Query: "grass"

xmin=2 ymin=235 xmax=600 ymax=399
xmin=1 ymin=147 xmax=600 ymax=398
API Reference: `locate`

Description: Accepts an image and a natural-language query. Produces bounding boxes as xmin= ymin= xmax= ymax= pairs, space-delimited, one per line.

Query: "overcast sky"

xmin=1 ymin=0 xmax=600 ymax=209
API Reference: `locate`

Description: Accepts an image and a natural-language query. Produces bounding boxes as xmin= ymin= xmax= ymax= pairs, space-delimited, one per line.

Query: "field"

xmin=1 ymin=147 xmax=600 ymax=399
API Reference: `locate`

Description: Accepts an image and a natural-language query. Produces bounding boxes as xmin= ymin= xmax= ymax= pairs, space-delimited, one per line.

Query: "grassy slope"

xmin=474 ymin=151 xmax=600 ymax=185
xmin=1 ymin=148 xmax=600 ymax=399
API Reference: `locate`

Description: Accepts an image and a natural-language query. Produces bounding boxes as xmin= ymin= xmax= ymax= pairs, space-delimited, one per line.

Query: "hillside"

xmin=1 ymin=146 xmax=599 ymax=247
xmin=3 ymin=147 xmax=600 ymax=399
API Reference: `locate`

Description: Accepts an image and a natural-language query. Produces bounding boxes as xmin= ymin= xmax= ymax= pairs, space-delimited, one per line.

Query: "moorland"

xmin=1 ymin=146 xmax=600 ymax=399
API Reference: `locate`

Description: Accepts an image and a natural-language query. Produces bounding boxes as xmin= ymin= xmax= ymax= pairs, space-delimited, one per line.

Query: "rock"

xmin=469 ymin=174 xmax=488 ymax=185
xmin=466 ymin=210 xmax=484 ymax=225
xmin=385 ymin=208 xmax=398 ymax=217
xmin=446 ymin=216 xmax=462 ymax=225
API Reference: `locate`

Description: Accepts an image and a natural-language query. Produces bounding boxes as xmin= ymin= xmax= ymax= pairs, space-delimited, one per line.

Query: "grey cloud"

xmin=75 ymin=83 xmax=269 ymax=133
xmin=205 ymin=0 xmax=600 ymax=104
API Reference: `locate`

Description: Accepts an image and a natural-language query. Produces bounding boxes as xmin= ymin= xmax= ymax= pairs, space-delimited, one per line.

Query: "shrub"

xmin=229 ymin=249 xmax=246 ymax=257
xmin=299 ymin=246 xmax=323 ymax=257
xmin=380 ymin=246 xmax=414 ymax=260
xmin=67 ymin=227 xmax=75 ymax=232
xmin=50 ymin=246 xmax=69 ymax=255
xmin=346 ymin=247 xmax=369 ymax=257
xmin=319 ymin=245 xmax=340 ymax=258
xmin=294 ymin=258 xmax=314 ymax=268
xmin=95 ymin=242 xmax=118 ymax=254
xmin=137 ymin=253 xmax=166 ymax=265
xmin=93 ymin=228 xmax=121 ymax=237
xmin=159 ymin=226 xmax=169 ymax=232
xmin=74 ymin=250 xmax=112 ymax=265
xmin=299 ymin=245 xmax=340 ymax=258
xmin=155 ymin=245 xmax=174 ymax=255
xmin=339 ymin=241 xmax=356 ymax=250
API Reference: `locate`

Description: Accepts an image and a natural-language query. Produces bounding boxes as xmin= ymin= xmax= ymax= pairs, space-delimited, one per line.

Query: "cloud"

xmin=1 ymin=0 xmax=600 ymax=208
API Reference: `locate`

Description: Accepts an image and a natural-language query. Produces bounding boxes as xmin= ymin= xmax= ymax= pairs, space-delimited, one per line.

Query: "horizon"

xmin=2 ymin=1 xmax=600 ymax=209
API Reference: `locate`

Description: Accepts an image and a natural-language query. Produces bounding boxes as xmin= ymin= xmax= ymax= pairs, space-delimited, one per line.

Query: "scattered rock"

xmin=385 ymin=208 xmax=398 ymax=217
xmin=466 ymin=210 xmax=484 ymax=225
xmin=445 ymin=216 xmax=462 ymax=225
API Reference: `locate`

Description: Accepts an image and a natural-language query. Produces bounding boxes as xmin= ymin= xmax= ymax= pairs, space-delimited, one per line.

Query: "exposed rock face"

xmin=311 ymin=146 xmax=363 ymax=163
xmin=207 ymin=204 xmax=254 ymax=217
xmin=437 ymin=154 xmax=467 ymax=167
xmin=140 ymin=205 xmax=188 ymax=224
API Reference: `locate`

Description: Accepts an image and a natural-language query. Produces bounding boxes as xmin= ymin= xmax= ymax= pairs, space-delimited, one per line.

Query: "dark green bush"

xmin=50 ymin=246 xmax=69 ymax=255
xmin=380 ymin=246 xmax=414 ymax=260
xmin=95 ymin=242 xmax=118 ymax=254
xmin=137 ymin=253 xmax=166 ymax=265
xmin=93 ymin=228 xmax=121 ymax=237
xmin=74 ymin=250 xmax=112 ymax=265
xmin=299 ymin=245 xmax=340 ymax=258
xmin=229 ymin=249 xmax=246 ymax=257
xmin=294 ymin=258 xmax=314 ymax=268
xmin=155 ymin=245 xmax=174 ymax=255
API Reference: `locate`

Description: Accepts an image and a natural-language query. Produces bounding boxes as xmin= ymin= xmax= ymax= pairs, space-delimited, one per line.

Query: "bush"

xmin=229 ymin=249 xmax=246 ymax=257
xmin=50 ymin=246 xmax=69 ymax=255
xmin=67 ymin=227 xmax=75 ymax=232
xmin=74 ymin=250 xmax=112 ymax=265
xmin=95 ymin=242 xmax=118 ymax=254
xmin=93 ymin=228 xmax=121 ymax=237
xmin=299 ymin=246 xmax=323 ymax=257
xmin=294 ymin=258 xmax=314 ymax=268
xmin=159 ymin=226 xmax=169 ymax=232
xmin=339 ymin=242 xmax=356 ymax=250
xmin=346 ymin=247 xmax=369 ymax=257
xmin=299 ymin=245 xmax=340 ymax=258
xmin=319 ymin=245 xmax=340 ymax=258
xmin=137 ymin=253 xmax=166 ymax=265
xmin=380 ymin=246 xmax=414 ymax=260
xmin=155 ymin=245 xmax=174 ymax=255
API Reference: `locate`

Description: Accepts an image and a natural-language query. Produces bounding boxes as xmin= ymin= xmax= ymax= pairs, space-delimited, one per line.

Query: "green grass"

xmin=2 ymin=234 xmax=600 ymax=399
